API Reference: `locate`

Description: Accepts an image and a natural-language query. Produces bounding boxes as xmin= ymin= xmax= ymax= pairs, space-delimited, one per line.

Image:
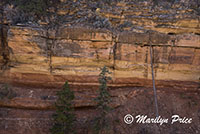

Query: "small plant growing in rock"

xmin=93 ymin=66 xmax=112 ymax=134
xmin=0 ymin=84 xmax=17 ymax=100
xmin=50 ymin=81 xmax=76 ymax=134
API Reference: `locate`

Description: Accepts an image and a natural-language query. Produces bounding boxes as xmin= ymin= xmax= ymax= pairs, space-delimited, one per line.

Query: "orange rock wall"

xmin=0 ymin=1 xmax=200 ymax=134
xmin=0 ymin=26 xmax=199 ymax=87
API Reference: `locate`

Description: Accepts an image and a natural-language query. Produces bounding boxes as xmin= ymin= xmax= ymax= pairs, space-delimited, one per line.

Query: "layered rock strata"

xmin=0 ymin=0 xmax=200 ymax=134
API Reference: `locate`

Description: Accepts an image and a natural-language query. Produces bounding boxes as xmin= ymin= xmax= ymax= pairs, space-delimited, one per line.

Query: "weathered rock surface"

xmin=0 ymin=0 xmax=200 ymax=134
xmin=0 ymin=25 xmax=199 ymax=85
xmin=0 ymin=86 xmax=200 ymax=134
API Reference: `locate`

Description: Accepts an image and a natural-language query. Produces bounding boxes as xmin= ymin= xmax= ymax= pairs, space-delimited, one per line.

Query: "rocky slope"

xmin=0 ymin=0 xmax=200 ymax=134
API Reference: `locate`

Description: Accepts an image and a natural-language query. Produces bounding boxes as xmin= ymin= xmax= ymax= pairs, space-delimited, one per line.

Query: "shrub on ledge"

xmin=0 ymin=84 xmax=17 ymax=100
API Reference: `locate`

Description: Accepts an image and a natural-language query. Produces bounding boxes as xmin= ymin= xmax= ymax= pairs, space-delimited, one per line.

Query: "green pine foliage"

xmin=93 ymin=66 xmax=112 ymax=134
xmin=51 ymin=81 xmax=76 ymax=134
xmin=96 ymin=66 xmax=112 ymax=112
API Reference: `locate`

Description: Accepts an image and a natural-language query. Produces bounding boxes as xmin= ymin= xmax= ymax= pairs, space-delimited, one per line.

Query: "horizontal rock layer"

xmin=0 ymin=26 xmax=199 ymax=87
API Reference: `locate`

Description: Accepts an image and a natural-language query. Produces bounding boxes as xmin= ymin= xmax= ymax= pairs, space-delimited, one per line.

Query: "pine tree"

xmin=93 ymin=66 xmax=112 ymax=134
xmin=51 ymin=81 xmax=76 ymax=134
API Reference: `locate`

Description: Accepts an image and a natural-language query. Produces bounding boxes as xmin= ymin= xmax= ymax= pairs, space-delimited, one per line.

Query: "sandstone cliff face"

xmin=1 ymin=26 xmax=200 ymax=85
xmin=0 ymin=0 xmax=200 ymax=134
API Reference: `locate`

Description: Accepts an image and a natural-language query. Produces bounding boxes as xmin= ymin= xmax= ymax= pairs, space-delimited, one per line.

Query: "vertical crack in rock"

xmin=45 ymin=27 xmax=58 ymax=74
xmin=45 ymin=28 xmax=52 ymax=74
xmin=0 ymin=6 xmax=10 ymax=72
xmin=50 ymin=39 xmax=53 ymax=74
xmin=144 ymin=46 xmax=149 ymax=78
xmin=168 ymin=39 xmax=176 ymax=69
xmin=191 ymin=48 xmax=196 ymax=65
xmin=112 ymin=34 xmax=118 ymax=70
xmin=50 ymin=31 xmax=57 ymax=74
xmin=95 ymin=50 xmax=99 ymax=61
xmin=152 ymin=46 xmax=158 ymax=78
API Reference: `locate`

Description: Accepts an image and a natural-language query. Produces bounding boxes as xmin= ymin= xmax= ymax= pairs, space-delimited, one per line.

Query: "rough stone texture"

xmin=0 ymin=25 xmax=199 ymax=133
xmin=0 ymin=0 xmax=200 ymax=134
xmin=0 ymin=26 xmax=199 ymax=84
xmin=0 ymin=86 xmax=200 ymax=134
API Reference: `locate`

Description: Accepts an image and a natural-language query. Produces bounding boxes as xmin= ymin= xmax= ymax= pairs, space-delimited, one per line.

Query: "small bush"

xmin=0 ymin=84 xmax=17 ymax=100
